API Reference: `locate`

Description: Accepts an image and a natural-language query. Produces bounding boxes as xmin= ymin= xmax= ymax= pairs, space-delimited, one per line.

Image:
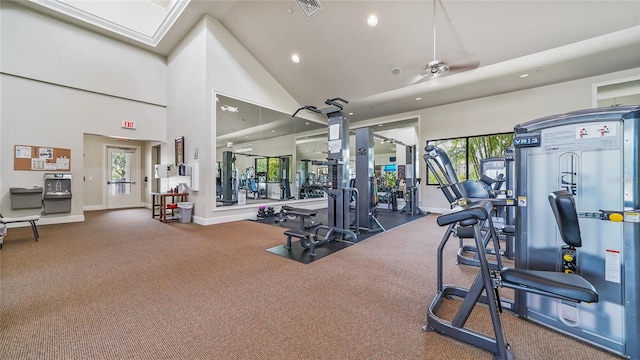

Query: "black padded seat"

xmin=436 ymin=201 xmax=492 ymax=226
xmin=501 ymin=268 xmax=598 ymax=303
xmin=282 ymin=205 xmax=317 ymax=216
xmin=502 ymin=225 xmax=515 ymax=234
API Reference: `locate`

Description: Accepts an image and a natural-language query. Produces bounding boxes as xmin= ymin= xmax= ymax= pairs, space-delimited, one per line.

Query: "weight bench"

xmin=423 ymin=191 xmax=598 ymax=359
xmin=276 ymin=205 xmax=321 ymax=230
xmin=0 ymin=213 xmax=40 ymax=248
xmin=284 ymin=225 xmax=357 ymax=257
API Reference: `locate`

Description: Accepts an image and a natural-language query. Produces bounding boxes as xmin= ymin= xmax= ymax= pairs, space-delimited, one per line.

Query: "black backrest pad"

xmin=548 ymin=190 xmax=582 ymax=248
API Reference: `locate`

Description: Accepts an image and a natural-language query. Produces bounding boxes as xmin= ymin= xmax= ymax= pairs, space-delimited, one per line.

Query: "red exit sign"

xmin=122 ymin=121 xmax=136 ymax=129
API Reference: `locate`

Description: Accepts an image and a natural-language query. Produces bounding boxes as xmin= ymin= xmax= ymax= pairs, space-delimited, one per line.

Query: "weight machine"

xmin=286 ymin=98 xmax=358 ymax=256
xmin=400 ymin=145 xmax=427 ymax=216
xmin=354 ymin=128 xmax=384 ymax=232
xmin=424 ymin=145 xmax=516 ymax=266
xmin=219 ymin=151 xmax=237 ymax=205
xmin=513 ymin=106 xmax=639 ymax=358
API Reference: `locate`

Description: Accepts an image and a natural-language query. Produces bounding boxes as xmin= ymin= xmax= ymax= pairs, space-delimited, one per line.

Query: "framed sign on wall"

xmin=175 ymin=136 xmax=184 ymax=165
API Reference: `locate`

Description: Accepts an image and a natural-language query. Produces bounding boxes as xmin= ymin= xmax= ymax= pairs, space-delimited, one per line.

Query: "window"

xmin=267 ymin=157 xmax=280 ymax=182
xmin=426 ymin=132 xmax=514 ymax=185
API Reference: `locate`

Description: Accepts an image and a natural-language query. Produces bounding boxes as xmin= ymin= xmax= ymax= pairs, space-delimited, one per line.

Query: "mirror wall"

xmin=215 ymin=94 xmax=325 ymax=206
xmin=215 ymin=93 xmax=419 ymax=207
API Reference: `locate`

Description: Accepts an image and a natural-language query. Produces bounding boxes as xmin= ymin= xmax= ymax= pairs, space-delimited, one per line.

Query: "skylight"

xmin=29 ymin=0 xmax=190 ymax=47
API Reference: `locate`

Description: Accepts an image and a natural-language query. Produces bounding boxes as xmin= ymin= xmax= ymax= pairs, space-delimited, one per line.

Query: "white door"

xmin=106 ymin=146 xmax=140 ymax=209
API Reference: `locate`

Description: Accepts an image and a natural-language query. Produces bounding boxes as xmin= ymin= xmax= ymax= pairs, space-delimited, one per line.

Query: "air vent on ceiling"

xmin=295 ymin=0 xmax=324 ymax=19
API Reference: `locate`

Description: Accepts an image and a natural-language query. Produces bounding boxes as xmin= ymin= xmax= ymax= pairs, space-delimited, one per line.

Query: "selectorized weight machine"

xmin=354 ymin=127 xmax=384 ymax=232
xmin=283 ymin=98 xmax=358 ymax=257
xmin=512 ymin=106 xmax=640 ymax=359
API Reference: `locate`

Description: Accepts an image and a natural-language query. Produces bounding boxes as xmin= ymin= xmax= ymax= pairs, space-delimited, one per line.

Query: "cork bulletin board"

xmin=14 ymin=145 xmax=71 ymax=171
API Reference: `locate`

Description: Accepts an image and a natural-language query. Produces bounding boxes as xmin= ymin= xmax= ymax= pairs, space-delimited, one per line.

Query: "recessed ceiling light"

xmin=271 ymin=130 xmax=276 ymax=132
xmin=348 ymin=112 xmax=354 ymax=116
xmin=416 ymin=97 xmax=423 ymax=101
xmin=367 ymin=15 xmax=378 ymax=27
xmin=291 ymin=54 xmax=300 ymax=63
xmin=391 ymin=67 xmax=401 ymax=75
xmin=220 ymin=105 xmax=239 ymax=112
xmin=520 ymin=73 xmax=530 ymax=78
xmin=378 ymin=124 xmax=383 ymax=127
xmin=305 ymin=122 xmax=310 ymax=125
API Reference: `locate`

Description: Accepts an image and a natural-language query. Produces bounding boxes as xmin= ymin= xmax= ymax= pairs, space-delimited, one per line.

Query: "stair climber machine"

xmin=284 ymin=98 xmax=357 ymax=257
xmin=424 ymin=145 xmax=516 ymax=267
xmin=512 ymin=106 xmax=639 ymax=359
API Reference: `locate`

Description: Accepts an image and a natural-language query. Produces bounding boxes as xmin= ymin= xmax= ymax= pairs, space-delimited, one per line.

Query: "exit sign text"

xmin=122 ymin=121 xmax=136 ymax=129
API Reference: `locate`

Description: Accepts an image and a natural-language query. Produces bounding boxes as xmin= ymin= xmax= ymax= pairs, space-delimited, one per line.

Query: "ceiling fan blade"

xmin=448 ymin=59 xmax=480 ymax=72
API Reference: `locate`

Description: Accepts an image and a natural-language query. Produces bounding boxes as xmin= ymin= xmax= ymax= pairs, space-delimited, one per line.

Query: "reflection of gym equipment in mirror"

xmin=373 ymin=134 xmax=427 ymax=217
xmin=297 ymin=160 xmax=328 ymax=199
xmin=215 ymin=93 xmax=327 ymax=208
xmin=216 ymin=151 xmax=295 ymax=206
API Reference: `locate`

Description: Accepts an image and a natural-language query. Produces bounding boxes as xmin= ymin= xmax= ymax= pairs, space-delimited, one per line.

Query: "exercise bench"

xmin=423 ymin=191 xmax=598 ymax=359
xmin=284 ymin=225 xmax=357 ymax=257
xmin=0 ymin=213 xmax=41 ymax=248
xmin=276 ymin=205 xmax=321 ymax=230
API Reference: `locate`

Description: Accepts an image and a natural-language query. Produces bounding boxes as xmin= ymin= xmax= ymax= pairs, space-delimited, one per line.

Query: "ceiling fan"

xmin=420 ymin=0 xmax=480 ymax=80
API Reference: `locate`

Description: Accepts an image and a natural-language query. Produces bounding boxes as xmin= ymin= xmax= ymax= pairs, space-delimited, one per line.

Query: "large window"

xmin=427 ymin=132 xmax=514 ymax=185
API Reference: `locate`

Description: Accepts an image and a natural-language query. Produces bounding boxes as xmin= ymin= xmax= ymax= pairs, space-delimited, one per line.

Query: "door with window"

xmin=106 ymin=146 xmax=140 ymax=208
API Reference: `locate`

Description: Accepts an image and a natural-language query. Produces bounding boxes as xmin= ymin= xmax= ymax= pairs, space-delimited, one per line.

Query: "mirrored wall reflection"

xmin=215 ymin=93 xmax=420 ymax=208
xmin=215 ymin=94 xmax=325 ymax=207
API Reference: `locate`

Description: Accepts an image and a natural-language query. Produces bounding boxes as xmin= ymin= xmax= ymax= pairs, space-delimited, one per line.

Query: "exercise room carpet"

xmin=0 ymin=208 xmax=620 ymax=360
xmin=263 ymin=207 xmax=426 ymax=263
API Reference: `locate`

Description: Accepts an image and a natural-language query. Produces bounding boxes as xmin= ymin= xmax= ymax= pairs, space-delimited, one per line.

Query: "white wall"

xmin=0 ymin=2 xmax=166 ymax=105
xmin=0 ymin=2 xmax=167 ymax=223
xmin=167 ymin=15 xmax=306 ymax=224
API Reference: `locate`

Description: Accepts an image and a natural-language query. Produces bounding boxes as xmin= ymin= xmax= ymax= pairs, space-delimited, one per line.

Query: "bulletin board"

xmin=14 ymin=145 xmax=71 ymax=171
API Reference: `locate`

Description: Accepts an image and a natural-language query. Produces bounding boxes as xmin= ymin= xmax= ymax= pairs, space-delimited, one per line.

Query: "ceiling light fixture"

xmin=520 ymin=73 xmax=530 ymax=78
xmin=220 ymin=105 xmax=239 ymax=112
xmin=416 ymin=97 xmax=423 ymax=101
xmin=348 ymin=112 xmax=354 ymax=116
xmin=291 ymin=54 xmax=300 ymax=63
xmin=367 ymin=15 xmax=378 ymax=27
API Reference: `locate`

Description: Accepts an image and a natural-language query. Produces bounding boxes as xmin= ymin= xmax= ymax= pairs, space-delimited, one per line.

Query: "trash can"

xmin=177 ymin=202 xmax=193 ymax=223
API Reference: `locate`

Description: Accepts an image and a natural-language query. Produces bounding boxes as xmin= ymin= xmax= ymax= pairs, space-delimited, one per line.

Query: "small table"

xmin=152 ymin=192 xmax=189 ymax=222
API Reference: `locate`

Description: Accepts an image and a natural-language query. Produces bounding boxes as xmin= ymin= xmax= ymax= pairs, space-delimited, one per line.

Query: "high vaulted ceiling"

xmin=20 ymin=0 xmax=640 ymax=122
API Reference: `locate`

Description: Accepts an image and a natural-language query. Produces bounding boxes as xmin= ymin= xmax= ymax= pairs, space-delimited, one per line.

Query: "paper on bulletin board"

xmin=31 ymin=158 xmax=45 ymax=170
xmin=39 ymin=147 xmax=53 ymax=159
xmin=56 ymin=158 xmax=70 ymax=170
xmin=16 ymin=146 xmax=32 ymax=158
